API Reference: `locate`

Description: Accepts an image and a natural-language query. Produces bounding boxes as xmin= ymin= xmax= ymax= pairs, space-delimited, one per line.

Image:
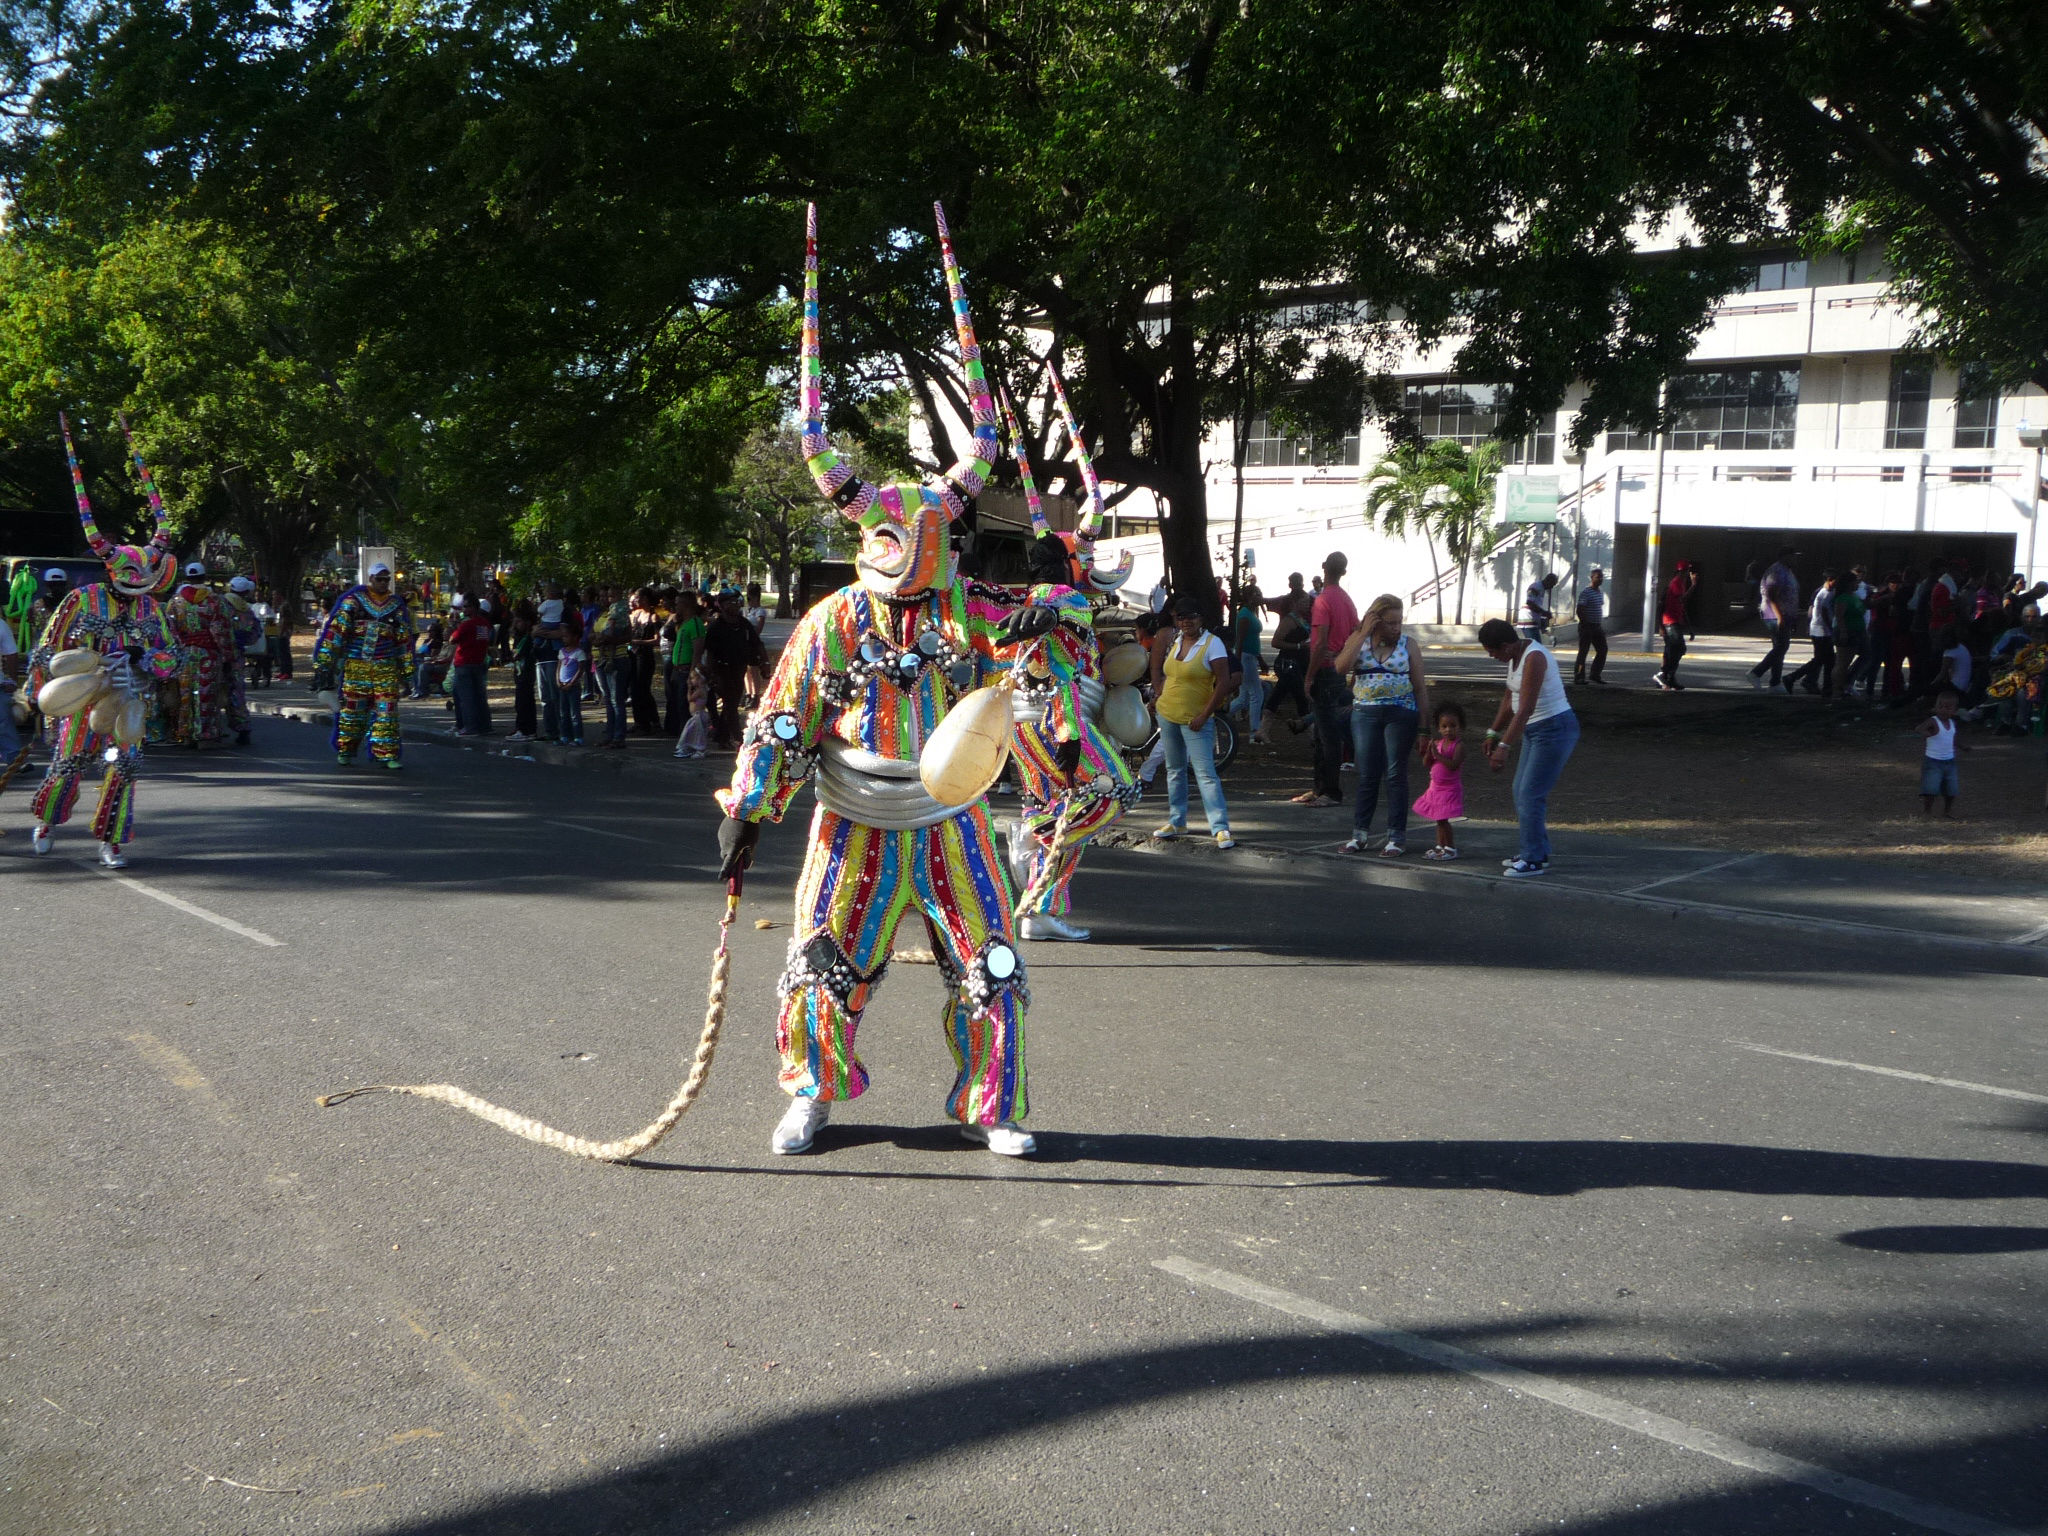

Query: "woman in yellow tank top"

xmin=1147 ymin=597 xmax=1235 ymax=848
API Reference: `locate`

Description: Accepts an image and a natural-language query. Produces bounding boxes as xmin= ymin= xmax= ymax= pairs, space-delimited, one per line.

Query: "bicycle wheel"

xmin=1212 ymin=713 xmax=1238 ymax=771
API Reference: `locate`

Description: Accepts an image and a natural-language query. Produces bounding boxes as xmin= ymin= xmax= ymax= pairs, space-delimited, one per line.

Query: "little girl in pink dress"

xmin=1411 ymin=702 xmax=1468 ymax=860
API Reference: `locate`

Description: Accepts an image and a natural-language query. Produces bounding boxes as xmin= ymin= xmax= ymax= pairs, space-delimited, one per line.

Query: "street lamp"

xmin=1562 ymin=443 xmax=1587 ymax=604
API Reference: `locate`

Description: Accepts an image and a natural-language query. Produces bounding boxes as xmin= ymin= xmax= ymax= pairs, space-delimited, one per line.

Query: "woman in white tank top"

xmin=1479 ymin=619 xmax=1580 ymax=875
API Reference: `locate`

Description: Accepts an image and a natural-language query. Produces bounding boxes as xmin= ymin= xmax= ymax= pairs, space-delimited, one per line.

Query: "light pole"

xmin=1639 ymin=379 xmax=1669 ymax=653
xmin=2018 ymin=418 xmax=2045 ymax=587
xmin=1563 ymin=443 xmax=1587 ymax=605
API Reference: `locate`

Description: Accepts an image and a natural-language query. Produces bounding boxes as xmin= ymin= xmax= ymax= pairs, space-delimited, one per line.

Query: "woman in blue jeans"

xmin=1479 ymin=618 xmax=1579 ymax=877
xmin=1332 ymin=593 xmax=1431 ymax=855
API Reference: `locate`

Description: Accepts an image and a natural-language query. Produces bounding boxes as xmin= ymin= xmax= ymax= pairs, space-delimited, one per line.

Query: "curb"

xmin=246 ymin=699 xmax=700 ymax=781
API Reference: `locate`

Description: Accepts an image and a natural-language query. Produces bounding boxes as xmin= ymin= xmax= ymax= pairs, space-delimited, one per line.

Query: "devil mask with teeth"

xmin=800 ymin=203 xmax=999 ymax=602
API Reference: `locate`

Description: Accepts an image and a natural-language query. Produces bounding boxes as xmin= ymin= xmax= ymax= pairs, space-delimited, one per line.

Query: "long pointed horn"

xmin=798 ymin=203 xmax=879 ymax=525
xmin=1045 ymin=364 xmax=1105 ymax=536
xmin=932 ymin=202 xmax=998 ymax=518
xmin=998 ymin=388 xmax=1049 ymax=539
xmin=118 ymin=413 xmax=173 ymax=551
xmin=60 ymin=413 xmax=110 ymax=556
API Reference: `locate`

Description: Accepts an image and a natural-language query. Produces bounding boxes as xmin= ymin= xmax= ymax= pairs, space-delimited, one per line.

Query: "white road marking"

xmin=1729 ymin=1042 xmax=2048 ymax=1106
xmin=2006 ymin=919 xmax=2048 ymax=945
xmin=70 ymin=860 xmax=284 ymax=947
xmin=1157 ymin=1257 xmax=2022 ymax=1536
xmin=544 ymin=819 xmax=664 ymax=847
xmin=1624 ymin=853 xmax=1761 ymax=895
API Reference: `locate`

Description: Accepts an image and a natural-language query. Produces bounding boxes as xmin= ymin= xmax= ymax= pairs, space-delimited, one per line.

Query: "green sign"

xmin=1504 ymin=476 xmax=1560 ymax=524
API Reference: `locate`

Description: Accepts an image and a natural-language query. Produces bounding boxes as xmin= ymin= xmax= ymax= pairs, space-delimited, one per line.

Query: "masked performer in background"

xmin=219 ymin=574 xmax=261 ymax=744
xmin=715 ymin=203 xmax=1056 ymax=1159
xmin=312 ymin=561 xmax=412 ymax=770
xmin=999 ymin=378 xmax=1140 ymax=942
xmin=155 ymin=560 xmax=236 ymax=747
xmin=25 ymin=416 xmax=182 ymax=868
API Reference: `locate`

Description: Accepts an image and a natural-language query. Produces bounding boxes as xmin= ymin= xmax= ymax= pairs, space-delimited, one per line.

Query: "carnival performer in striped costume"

xmin=312 ymin=562 xmax=412 ymax=769
xmin=25 ymin=416 xmax=182 ymax=868
xmin=716 ymin=203 xmax=1056 ymax=1159
xmin=999 ymin=381 xmax=1139 ymax=941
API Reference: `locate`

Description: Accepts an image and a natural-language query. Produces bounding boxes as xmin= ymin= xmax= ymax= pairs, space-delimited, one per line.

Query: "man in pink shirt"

xmin=1290 ymin=551 xmax=1357 ymax=807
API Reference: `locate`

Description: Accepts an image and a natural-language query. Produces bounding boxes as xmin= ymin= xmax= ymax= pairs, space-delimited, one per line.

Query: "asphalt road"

xmin=2 ymin=721 xmax=2044 ymax=1536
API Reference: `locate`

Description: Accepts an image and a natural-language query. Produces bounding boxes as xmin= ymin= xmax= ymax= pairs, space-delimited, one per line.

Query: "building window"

xmin=1402 ymin=381 xmax=1554 ymax=464
xmin=1602 ymin=366 xmax=1801 ymax=453
xmin=1242 ymin=409 xmax=1359 ymax=468
xmin=1954 ymin=364 xmax=1999 ymax=449
xmin=1885 ymin=357 xmax=1933 ymax=449
xmin=1740 ymin=257 xmax=1809 ymax=292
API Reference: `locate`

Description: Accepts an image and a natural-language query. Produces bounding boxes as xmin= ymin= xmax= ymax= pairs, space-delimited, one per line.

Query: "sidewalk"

xmin=1085 ymin=785 xmax=2048 ymax=954
xmin=244 ymin=667 xmax=2048 ymax=956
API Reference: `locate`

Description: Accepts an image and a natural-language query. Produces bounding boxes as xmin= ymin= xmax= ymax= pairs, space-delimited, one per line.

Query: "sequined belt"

xmin=1010 ymin=673 xmax=1105 ymax=726
xmin=813 ymin=739 xmax=967 ymax=830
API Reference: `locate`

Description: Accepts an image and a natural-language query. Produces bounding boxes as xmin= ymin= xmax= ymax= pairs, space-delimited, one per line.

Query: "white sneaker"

xmin=770 ymin=1097 xmax=830 ymax=1155
xmin=99 ymin=841 xmax=128 ymax=870
xmin=505 ymin=731 xmax=531 ymax=742
xmin=961 ymin=1121 xmax=1037 ymax=1157
xmin=30 ymin=825 xmax=53 ymax=855
xmin=1021 ymin=913 xmax=1090 ymax=942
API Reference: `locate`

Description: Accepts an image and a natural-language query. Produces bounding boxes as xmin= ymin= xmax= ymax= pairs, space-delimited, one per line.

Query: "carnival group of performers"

xmin=18 ymin=200 xmax=1139 ymax=1160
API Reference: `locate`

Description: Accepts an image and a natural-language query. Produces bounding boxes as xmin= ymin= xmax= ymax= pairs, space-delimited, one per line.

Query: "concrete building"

xmin=1091 ymin=247 xmax=2048 ymax=634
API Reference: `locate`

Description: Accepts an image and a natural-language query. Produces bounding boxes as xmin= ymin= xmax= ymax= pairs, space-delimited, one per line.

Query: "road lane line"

xmin=2007 ymin=919 xmax=2048 ymax=945
xmin=1624 ymin=853 xmax=1761 ymax=895
xmin=1729 ymin=1042 xmax=2048 ymax=1106
xmin=1156 ymin=1256 xmax=2023 ymax=1536
xmin=544 ymin=819 xmax=663 ymax=846
xmin=71 ymin=859 xmax=284 ymax=947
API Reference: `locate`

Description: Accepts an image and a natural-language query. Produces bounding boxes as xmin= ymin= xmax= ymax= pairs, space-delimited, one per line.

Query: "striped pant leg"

xmin=333 ymin=661 xmax=375 ymax=757
xmin=367 ymin=671 xmax=404 ymax=762
xmin=1014 ymin=722 xmax=1135 ymax=917
xmin=29 ymin=717 xmax=93 ymax=828
xmin=915 ymin=806 xmax=1028 ymax=1126
xmin=91 ymin=744 xmax=140 ymax=843
xmin=776 ymin=808 xmax=916 ymax=1103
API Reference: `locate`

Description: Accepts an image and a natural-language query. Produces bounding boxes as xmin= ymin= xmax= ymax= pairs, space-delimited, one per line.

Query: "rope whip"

xmin=0 ymin=741 xmax=33 ymax=798
xmin=1012 ymin=794 xmax=1076 ymax=925
xmin=316 ymin=879 xmax=743 ymax=1164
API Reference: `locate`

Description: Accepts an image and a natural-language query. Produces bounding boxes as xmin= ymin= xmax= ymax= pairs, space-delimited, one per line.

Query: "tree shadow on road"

xmin=353 ymin=1328 xmax=2044 ymax=1536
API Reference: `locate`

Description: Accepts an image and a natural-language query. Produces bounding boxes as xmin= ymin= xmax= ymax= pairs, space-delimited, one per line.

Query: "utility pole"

xmin=1640 ymin=379 xmax=1669 ymax=652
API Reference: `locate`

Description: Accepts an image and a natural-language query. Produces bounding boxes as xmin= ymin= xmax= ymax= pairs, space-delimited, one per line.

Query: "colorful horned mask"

xmin=62 ymin=413 xmax=176 ymax=598
xmin=1000 ymin=367 xmax=1133 ymax=597
xmin=801 ymin=203 xmax=999 ymax=600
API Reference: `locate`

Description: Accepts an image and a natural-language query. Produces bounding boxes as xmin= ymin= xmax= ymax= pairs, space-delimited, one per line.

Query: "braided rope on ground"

xmin=316 ymin=895 xmax=738 ymax=1164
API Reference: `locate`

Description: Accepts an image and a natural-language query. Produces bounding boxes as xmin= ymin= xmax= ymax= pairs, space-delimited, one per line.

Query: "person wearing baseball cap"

xmin=1653 ymin=560 xmax=1699 ymax=692
xmin=311 ymin=560 xmax=411 ymax=768
xmin=159 ymin=559 xmax=238 ymax=746
xmin=217 ymin=574 xmax=263 ymax=743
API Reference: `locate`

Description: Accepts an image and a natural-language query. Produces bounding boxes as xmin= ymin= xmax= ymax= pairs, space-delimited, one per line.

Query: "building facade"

xmin=1094 ymin=248 xmax=2048 ymax=632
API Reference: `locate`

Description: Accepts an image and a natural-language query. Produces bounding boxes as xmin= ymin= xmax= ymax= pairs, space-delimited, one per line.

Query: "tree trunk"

xmin=1426 ymin=536 xmax=1444 ymax=623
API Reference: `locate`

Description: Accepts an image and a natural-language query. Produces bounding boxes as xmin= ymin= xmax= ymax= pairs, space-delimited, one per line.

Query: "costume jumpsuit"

xmin=1009 ymin=583 xmax=1139 ymax=917
xmin=27 ymin=583 xmax=181 ymax=843
xmin=719 ymin=580 xmax=1034 ymax=1126
xmin=155 ymin=581 xmax=235 ymax=745
xmin=313 ymin=586 xmax=413 ymax=763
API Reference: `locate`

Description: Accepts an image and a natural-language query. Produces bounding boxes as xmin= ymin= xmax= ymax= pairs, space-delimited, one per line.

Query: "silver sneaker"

xmin=1020 ymin=912 xmax=1090 ymax=942
xmin=98 ymin=841 xmax=127 ymax=870
xmin=961 ymin=1121 xmax=1036 ymax=1157
xmin=30 ymin=825 xmax=53 ymax=855
xmin=770 ymin=1097 xmax=830 ymax=1155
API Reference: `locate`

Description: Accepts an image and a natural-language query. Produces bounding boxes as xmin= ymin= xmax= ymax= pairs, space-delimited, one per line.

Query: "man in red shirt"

xmin=449 ymin=597 xmax=494 ymax=735
xmin=1653 ymin=562 xmax=1698 ymax=692
xmin=1289 ymin=551 xmax=1358 ymax=806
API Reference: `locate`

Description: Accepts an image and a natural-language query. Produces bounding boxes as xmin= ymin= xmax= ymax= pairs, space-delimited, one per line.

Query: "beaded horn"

xmin=60 ymin=413 xmax=110 ymax=557
xmin=999 ymin=388 xmax=1051 ymax=539
xmin=1045 ymin=364 xmax=1133 ymax=589
xmin=117 ymin=413 xmax=175 ymax=553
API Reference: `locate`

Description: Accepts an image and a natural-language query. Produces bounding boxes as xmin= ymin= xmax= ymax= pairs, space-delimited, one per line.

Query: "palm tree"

xmin=1362 ymin=439 xmax=1464 ymax=622
xmin=1432 ymin=441 xmax=1505 ymax=625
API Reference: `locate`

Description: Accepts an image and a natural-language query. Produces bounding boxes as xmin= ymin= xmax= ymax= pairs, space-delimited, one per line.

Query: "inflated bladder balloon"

xmin=920 ymin=677 xmax=1016 ymax=806
xmin=49 ymin=647 xmax=103 ymax=679
xmin=38 ymin=670 xmax=109 ymax=719
xmin=1101 ymin=642 xmax=1149 ymax=687
xmin=1104 ymin=684 xmax=1152 ymax=747
xmin=87 ymin=690 xmax=122 ymax=735
xmin=114 ymin=693 xmax=147 ymax=744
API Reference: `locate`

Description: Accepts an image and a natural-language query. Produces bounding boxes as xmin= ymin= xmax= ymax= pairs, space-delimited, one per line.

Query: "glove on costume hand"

xmin=997 ymin=604 xmax=1058 ymax=645
xmin=717 ymin=816 xmax=761 ymax=880
xmin=1055 ymin=737 xmax=1083 ymax=780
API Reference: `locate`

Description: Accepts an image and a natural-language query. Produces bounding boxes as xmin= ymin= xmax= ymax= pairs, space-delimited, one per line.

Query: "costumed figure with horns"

xmin=999 ymin=379 xmax=1140 ymax=941
xmin=715 ymin=203 xmax=1057 ymax=1160
xmin=24 ymin=416 xmax=182 ymax=868
xmin=311 ymin=561 xmax=412 ymax=769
